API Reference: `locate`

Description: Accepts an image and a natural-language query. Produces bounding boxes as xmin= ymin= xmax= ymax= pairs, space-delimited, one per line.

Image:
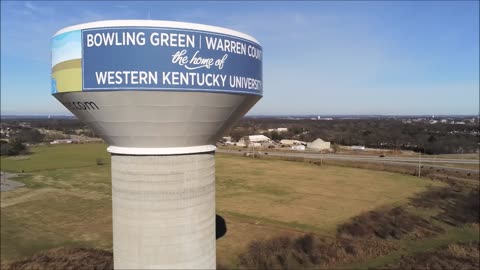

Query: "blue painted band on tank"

xmin=81 ymin=27 xmax=263 ymax=95
xmin=57 ymin=88 xmax=263 ymax=97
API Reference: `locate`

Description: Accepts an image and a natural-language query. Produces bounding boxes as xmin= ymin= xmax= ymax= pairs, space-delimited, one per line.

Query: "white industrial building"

xmin=267 ymin=127 xmax=288 ymax=132
xmin=50 ymin=139 xmax=80 ymax=144
xmin=236 ymin=135 xmax=271 ymax=147
xmin=291 ymin=145 xmax=306 ymax=150
xmin=280 ymin=139 xmax=306 ymax=146
xmin=307 ymin=138 xmax=331 ymax=151
xmin=351 ymin=145 xmax=366 ymax=150
xmin=221 ymin=136 xmax=235 ymax=145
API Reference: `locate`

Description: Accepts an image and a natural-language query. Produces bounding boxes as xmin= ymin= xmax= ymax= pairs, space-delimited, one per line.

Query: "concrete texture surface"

xmin=111 ymin=153 xmax=216 ymax=269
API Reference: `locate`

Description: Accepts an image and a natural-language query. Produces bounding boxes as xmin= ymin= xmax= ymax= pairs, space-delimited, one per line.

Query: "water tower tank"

xmin=51 ymin=20 xmax=262 ymax=269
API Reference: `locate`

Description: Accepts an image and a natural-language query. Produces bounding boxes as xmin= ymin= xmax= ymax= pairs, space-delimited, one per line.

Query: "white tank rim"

xmin=53 ymin=88 xmax=262 ymax=97
xmin=107 ymin=145 xmax=217 ymax=155
xmin=53 ymin=20 xmax=261 ymax=46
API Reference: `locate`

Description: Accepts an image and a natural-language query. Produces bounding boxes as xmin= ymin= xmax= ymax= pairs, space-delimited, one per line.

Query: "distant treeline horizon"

xmin=1 ymin=114 xmax=478 ymax=120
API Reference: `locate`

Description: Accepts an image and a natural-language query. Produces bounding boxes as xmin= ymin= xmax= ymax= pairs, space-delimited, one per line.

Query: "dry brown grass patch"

xmin=382 ymin=241 xmax=479 ymax=270
xmin=236 ymin=233 xmax=395 ymax=269
xmin=410 ymin=184 xmax=480 ymax=226
xmin=5 ymin=247 xmax=112 ymax=270
xmin=336 ymin=206 xmax=444 ymax=240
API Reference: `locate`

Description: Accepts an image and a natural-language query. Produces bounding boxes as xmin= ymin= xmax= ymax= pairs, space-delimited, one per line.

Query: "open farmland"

xmin=1 ymin=143 xmax=471 ymax=268
xmin=0 ymin=143 xmax=109 ymax=172
xmin=214 ymin=154 xmax=444 ymax=265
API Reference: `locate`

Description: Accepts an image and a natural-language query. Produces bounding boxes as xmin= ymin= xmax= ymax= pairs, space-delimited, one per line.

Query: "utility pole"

xmin=418 ymin=150 xmax=422 ymax=177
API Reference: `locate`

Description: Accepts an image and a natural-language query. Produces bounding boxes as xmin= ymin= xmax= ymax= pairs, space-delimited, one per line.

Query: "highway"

xmin=217 ymin=149 xmax=479 ymax=173
xmin=301 ymin=154 xmax=478 ymax=164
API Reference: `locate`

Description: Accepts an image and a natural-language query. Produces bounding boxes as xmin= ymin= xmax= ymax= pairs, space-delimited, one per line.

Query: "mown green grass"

xmin=0 ymin=143 xmax=109 ymax=172
xmin=0 ymin=144 xmax=446 ymax=267
xmin=1 ymin=195 xmax=112 ymax=261
xmin=1 ymin=146 xmax=113 ymax=265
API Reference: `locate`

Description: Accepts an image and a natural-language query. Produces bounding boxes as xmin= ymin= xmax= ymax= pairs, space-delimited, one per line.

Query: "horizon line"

xmin=1 ymin=113 xmax=479 ymax=118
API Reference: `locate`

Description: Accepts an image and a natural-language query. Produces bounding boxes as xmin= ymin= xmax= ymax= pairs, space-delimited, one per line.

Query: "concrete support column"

xmin=111 ymin=153 xmax=216 ymax=269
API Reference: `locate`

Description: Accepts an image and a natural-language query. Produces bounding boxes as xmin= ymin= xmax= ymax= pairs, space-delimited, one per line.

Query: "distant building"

xmin=235 ymin=141 xmax=245 ymax=147
xmin=250 ymin=142 xmax=263 ymax=147
xmin=351 ymin=145 xmax=365 ymax=150
xmin=307 ymin=138 xmax=331 ymax=151
xmin=50 ymin=139 xmax=80 ymax=144
xmin=291 ymin=145 xmax=306 ymax=151
xmin=267 ymin=128 xmax=288 ymax=133
xmin=313 ymin=116 xmax=333 ymax=120
xmin=236 ymin=135 xmax=271 ymax=147
xmin=222 ymin=136 xmax=232 ymax=142
xmin=246 ymin=135 xmax=271 ymax=142
xmin=280 ymin=139 xmax=305 ymax=146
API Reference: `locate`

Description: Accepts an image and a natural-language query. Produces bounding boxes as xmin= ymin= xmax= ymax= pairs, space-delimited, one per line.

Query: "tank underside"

xmin=53 ymin=91 xmax=260 ymax=149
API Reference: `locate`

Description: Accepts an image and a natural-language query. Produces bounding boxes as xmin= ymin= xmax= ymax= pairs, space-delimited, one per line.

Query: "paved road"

xmin=316 ymin=154 xmax=479 ymax=164
xmin=217 ymin=149 xmax=479 ymax=173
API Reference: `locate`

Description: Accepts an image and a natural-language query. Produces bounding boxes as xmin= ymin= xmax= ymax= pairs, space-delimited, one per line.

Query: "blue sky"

xmin=1 ymin=1 xmax=479 ymax=115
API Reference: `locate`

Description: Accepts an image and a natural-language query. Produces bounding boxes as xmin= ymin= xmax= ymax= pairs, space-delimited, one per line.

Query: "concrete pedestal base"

xmin=111 ymin=153 xmax=216 ymax=269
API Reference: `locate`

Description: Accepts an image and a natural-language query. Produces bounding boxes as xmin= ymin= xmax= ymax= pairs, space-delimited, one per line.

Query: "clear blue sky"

xmin=1 ymin=1 xmax=479 ymax=115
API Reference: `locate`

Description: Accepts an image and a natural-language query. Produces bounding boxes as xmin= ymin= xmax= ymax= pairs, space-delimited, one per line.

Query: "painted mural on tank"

xmin=51 ymin=30 xmax=82 ymax=93
xmin=51 ymin=25 xmax=262 ymax=96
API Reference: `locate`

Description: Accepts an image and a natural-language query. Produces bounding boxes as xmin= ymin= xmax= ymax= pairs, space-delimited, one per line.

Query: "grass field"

xmin=428 ymin=162 xmax=479 ymax=170
xmin=344 ymin=224 xmax=479 ymax=269
xmin=0 ymin=144 xmax=446 ymax=267
xmin=217 ymin=153 xmax=435 ymax=230
xmin=433 ymin=153 xmax=479 ymax=160
xmin=0 ymin=143 xmax=109 ymax=172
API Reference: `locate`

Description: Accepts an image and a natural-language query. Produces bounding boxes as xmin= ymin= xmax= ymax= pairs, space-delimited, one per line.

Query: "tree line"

xmin=227 ymin=118 xmax=479 ymax=154
xmin=2 ymin=117 xmax=478 ymax=155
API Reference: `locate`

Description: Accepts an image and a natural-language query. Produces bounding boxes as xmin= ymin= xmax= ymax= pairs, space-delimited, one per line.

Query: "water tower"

xmin=51 ymin=20 xmax=262 ymax=269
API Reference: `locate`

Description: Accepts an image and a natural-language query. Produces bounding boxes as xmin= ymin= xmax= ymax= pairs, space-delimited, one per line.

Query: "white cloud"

xmin=24 ymin=1 xmax=35 ymax=10
xmin=23 ymin=1 xmax=55 ymax=16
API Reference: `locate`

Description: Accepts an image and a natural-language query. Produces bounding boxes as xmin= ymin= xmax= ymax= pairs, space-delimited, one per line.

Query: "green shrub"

xmin=96 ymin=158 xmax=106 ymax=166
